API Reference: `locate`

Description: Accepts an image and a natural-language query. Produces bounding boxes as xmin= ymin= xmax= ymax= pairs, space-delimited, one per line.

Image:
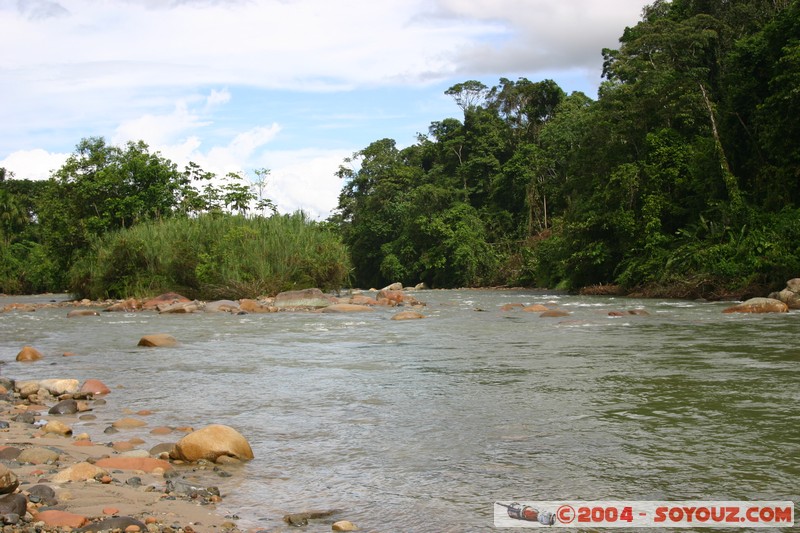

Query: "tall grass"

xmin=69 ymin=212 xmax=352 ymax=300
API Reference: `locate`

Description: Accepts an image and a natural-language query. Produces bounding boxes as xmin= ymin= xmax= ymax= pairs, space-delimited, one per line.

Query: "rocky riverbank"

xmin=0 ymin=286 xmax=421 ymax=532
xmin=0 ymin=375 xmax=252 ymax=533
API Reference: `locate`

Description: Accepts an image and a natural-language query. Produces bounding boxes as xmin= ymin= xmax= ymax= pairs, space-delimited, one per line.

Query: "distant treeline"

xmin=330 ymin=0 xmax=800 ymax=297
xmin=2 ymin=0 xmax=799 ymax=298
xmin=0 ymin=139 xmax=349 ymax=298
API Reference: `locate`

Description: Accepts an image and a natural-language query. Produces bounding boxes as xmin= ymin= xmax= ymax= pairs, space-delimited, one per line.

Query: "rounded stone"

xmin=16 ymin=447 xmax=60 ymax=465
xmin=0 ymin=494 xmax=26 ymax=517
xmin=0 ymin=465 xmax=19 ymax=495
xmin=52 ymin=462 xmax=108 ymax=483
xmin=26 ymin=485 xmax=56 ymax=506
xmin=66 ymin=309 xmax=100 ymax=318
xmin=332 ymin=520 xmax=359 ymax=531
xmin=391 ymin=311 xmax=425 ymax=320
xmin=43 ymin=420 xmax=72 ymax=436
xmin=94 ymin=457 xmax=173 ymax=473
xmin=37 ymin=510 xmax=88 ymax=529
xmin=170 ymin=424 xmax=254 ymax=462
xmin=522 ymin=304 xmax=549 ymax=312
xmin=80 ymin=379 xmax=111 ymax=395
xmin=112 ymin=417 xmax=147 ymax=429
xmin=722 ymin=297 xmax=789 ymax=314
xmin=15 ymin=346 xmax=42 ymax=362
xmin=39 ymin=379 xmax=80 ymax=395
xmin=49 ymin=399 xmax=79 ymax=415
xmin=137 ymin=334 xmax=178 ymax=347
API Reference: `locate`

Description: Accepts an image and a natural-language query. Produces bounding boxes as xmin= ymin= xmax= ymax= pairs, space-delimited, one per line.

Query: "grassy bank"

xmin=69 ymin=212 xmax=351 ymax=300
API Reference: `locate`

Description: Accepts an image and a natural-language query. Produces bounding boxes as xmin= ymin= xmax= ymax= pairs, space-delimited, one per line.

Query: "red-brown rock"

xmin=81 ymin=379 xmax=111 ymax=395
xmin=391 ymin=311 xmax=425 ymax=320
xmin=540 ymin=309 xmax=571 ymax=318
xmin=66 ymin=309 xmax=100 ymax=318
xmin=37 ymin=510 xmax=88 ymax=529
xmin=142 ymin=292 xmax=190 ymax=310
xmin=16 ymin=346 xmax=42 ymax=362
xmin=104 ymin=298 xmax=140 ymax=312
xmin=376 ymin=289 xmax=404 ymax=304
xmin=722 ymin=297 xmax=789 ymax=314
xmin=239 ymin=299 xmax=277 ymax=313
xmin=137 ymin=334 xmax=178 ymax=347
xmin=522 ymin=304 xmax=550 ymax=313
xmin=95 ymin=457 xmax=173 ymax=473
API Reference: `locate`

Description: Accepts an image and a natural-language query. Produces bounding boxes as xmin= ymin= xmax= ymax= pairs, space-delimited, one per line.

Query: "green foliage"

xmin=4 ymin=1 xmax=799 ymax=299
xmin=0 ymin=241 xmax=58 ymax=294
xmin=69 ymin=213 xmax=351 ymax=300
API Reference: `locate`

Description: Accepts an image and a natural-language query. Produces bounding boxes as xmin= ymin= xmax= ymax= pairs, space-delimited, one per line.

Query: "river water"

xmin=0 ymin=290 xmax=797 ymax=532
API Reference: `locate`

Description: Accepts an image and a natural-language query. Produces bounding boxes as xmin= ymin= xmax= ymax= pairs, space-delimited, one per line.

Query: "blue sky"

xmin=0 ymin=0 xmax=650 ymax=219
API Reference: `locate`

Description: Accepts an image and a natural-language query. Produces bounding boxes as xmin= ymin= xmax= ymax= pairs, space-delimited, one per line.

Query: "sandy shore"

xmin=0 ymin=383 xmax=248 ymax=533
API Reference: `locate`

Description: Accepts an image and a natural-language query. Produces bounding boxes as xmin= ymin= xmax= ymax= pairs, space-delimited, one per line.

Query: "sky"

xmin=0 ymin=0 xmax=651 ymax=219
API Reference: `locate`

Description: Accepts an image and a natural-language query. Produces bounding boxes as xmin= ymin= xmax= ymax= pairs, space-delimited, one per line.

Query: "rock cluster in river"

xmin=768 ymin=278 xmax=800 ymax=309
xmin=2 ymin=283 xmax=429 ymax=319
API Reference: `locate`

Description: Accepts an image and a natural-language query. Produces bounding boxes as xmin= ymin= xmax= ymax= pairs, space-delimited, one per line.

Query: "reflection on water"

xmin=1 ymin=291 xmax=798 ymax=532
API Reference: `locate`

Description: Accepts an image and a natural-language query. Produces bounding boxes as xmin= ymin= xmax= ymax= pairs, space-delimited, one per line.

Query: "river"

xmin=1 ymin=290 xmax=797 ymax=532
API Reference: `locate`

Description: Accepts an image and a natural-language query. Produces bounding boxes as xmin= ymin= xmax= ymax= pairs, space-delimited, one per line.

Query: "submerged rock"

xmin=321 ymin=304 xmax=375 ymax=313
xmin=274 ymin=288 xmax=334 ymax=309
xmin=137 ymin=333 xmax=178 ymax=347
xmin=66 ymin=309 xmax=100 ymax=318
xmin=722 ymin=297 xmax=788 ymax=314
xmin=540 ymin=309 xmax=570 ymax=318
xmin=142 ymin=292 xmax=190 ymax=310
xmin=391 ymin=311 xmax=425 ymax=320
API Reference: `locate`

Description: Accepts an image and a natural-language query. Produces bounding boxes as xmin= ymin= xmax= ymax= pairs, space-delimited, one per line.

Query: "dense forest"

xmin=2 ymin=0 xmax=799 ymax=299
xmin=331 ymin=0 xmax=800 ymax=297
xmin=0 ymin=139 xmax=349 ymax=298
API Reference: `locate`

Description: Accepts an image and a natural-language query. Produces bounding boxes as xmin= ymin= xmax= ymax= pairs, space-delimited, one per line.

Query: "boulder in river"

xmin=768 ymin=278 xmax=800 ymax=309
xmin=142 ymin=292 xmax=190 ymax=310
xmin=80 ymin=379 xmax=110 ymax=395
xmin=205 ymin=300 xmax=240 ymax=313
xmin=391 ymin=311 xmax=425 ymax=320
xmin=274 ymin=288 xmax=334 ymax=309
xmin=104 ymin=298 xmax=140 ymax=312
xmin=15 ymin=346 xmax=42 ymax=362
xmin=66 ymin=309 xmax=100 ymax=318
xmin=722 ymin=297 xmax=788 ymax=314
xmin=321 ymin=304 xmax=375 ymax=313
xmin=137 ymin=334 xmax=178 ymax=347
xmin=170 ymin=424 xmax=254 ymax=463
xmin=239 ymin=299 xmax=277 ymax=313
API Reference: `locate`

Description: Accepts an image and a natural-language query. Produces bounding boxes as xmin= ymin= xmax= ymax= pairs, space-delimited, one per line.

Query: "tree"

xmin=251 ymin=168 xmax=277 ymax=215
xmin=445 ymin=80 xmax=488 ymax=113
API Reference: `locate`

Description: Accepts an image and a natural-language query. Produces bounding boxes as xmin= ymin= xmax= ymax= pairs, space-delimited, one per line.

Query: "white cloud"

xmin=430 ymin=0 xmax=648 ymax=74
xmin=112 ymin=100 xmax=210 ymax=146
xmin=206 ymin=88 xmax=231 ymax=107
xmin=0 ymin=148 xmax=69 ymax=180
xmin=259 ymin=149 xmax=351 ymax=220
xmin=1 ymin=0 xmax=651 ymax=220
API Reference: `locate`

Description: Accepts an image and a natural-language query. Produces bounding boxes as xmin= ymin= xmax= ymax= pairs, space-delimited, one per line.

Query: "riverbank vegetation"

xmin=332 ymin=0 xmax=800 ymax=297
xmin=0 ymin=140 xmax=349 ymax=299
xmin=2 ymin=0 xmax=799 ymax=299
